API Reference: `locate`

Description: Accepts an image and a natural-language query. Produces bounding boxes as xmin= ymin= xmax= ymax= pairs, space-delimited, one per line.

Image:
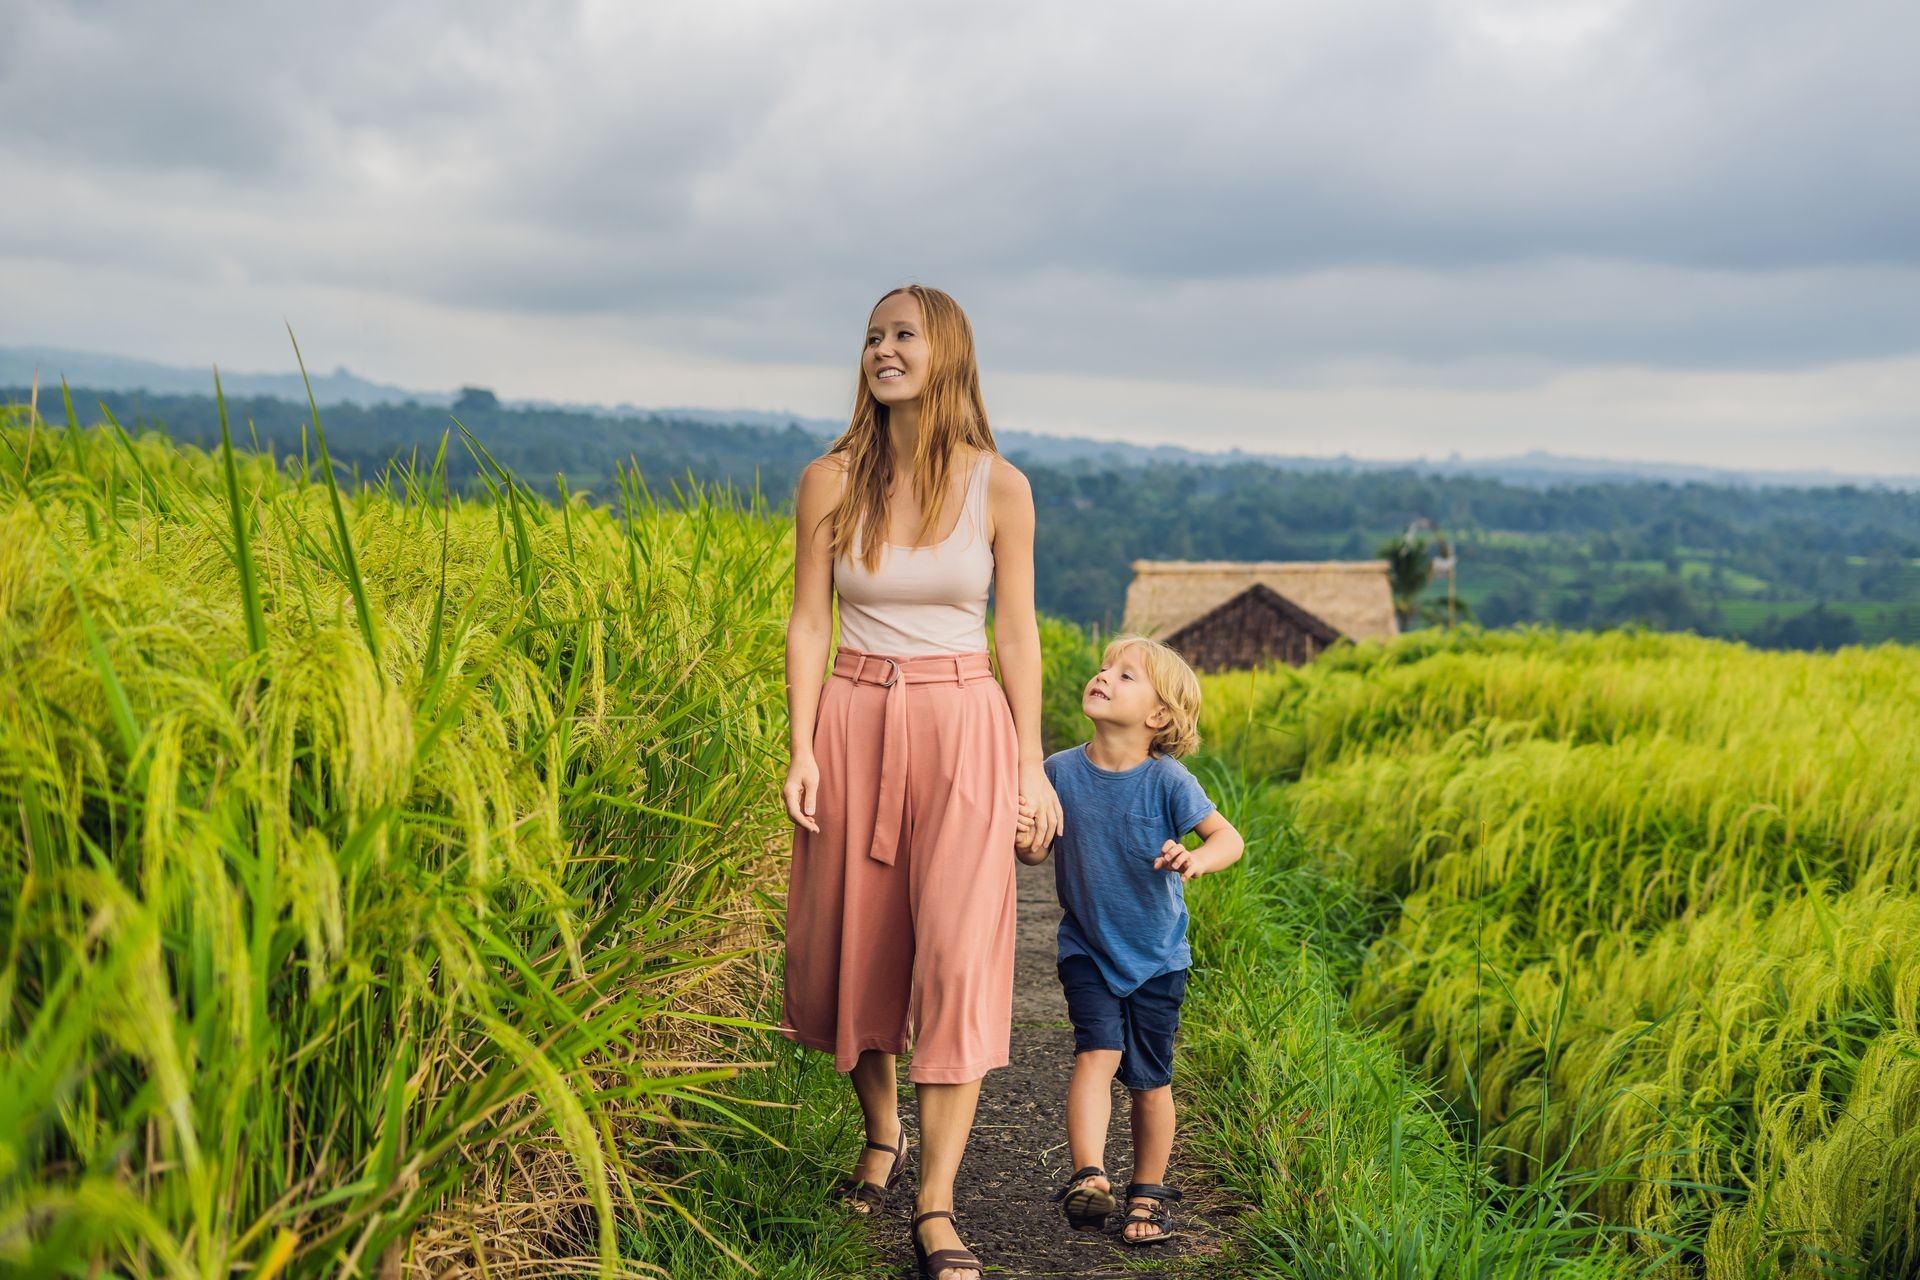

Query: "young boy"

xmin=1015 ymin=635 xmax=1244 ymax=1246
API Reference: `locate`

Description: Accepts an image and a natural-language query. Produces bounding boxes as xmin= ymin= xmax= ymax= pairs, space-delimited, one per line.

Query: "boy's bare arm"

xmin=1152 ymin=811 xmax=1244 ymax=881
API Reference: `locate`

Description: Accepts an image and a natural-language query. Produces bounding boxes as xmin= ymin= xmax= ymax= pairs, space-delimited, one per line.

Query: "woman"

xmin=781 ymin=284 xmax=1064 ymax=1280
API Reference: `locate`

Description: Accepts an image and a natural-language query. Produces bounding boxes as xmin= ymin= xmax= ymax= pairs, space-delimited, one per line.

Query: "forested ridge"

xmin=15 ymin=384 xmax=1918 ymax=647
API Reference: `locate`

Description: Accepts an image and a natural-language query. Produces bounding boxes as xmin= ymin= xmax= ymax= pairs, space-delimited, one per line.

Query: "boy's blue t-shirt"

xmin=1044 ymin=745 xmax=1217 ymax=997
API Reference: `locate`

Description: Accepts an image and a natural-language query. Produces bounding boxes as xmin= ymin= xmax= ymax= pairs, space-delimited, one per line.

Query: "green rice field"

xmin=1200 ymin=627 xmax=1920 ymax=1277
xmin=0 ymin=392 xmax=844 ymax=1276
xmin=7 ymin=389 xmax=1916 ymax=1278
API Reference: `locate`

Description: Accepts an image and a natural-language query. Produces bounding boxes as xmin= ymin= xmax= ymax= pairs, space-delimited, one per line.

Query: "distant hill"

xmin=0 ymin=345 xmax=448 ymax=408
xmin=7 ymin=379 xmax=1919 ymax=651
xmin=983 ymin=435 xmax=1920 ymax=492
xmin=3 ymin=343 xmax=1915 ymax=492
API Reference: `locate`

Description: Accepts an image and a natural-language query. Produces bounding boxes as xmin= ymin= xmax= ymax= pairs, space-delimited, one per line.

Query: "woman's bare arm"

xmin=988 ymin=456 xmax=1063 ymax=848
xmin=783 ymin=456 xmax=842 ymax=831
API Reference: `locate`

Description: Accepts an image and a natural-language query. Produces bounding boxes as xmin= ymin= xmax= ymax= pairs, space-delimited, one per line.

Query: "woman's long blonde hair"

xmin=828 ymin=284 xmax=998 ymax=572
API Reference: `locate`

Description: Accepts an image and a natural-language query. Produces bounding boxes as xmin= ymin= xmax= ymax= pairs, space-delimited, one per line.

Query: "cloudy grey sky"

xmin=4 ymin=0 xmax=1916 ymax=472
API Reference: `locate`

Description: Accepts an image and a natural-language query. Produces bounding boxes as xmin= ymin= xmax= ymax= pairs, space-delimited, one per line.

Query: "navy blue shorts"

xmin=1057 ymin=954 xmax=1189 ymax=1091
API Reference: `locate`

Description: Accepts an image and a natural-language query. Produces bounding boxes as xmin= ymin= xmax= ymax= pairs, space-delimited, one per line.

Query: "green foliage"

xmin=25 ymin=384 xmax=825 ymax=508
xmin=453 ymin=386 xmax=500 ymax=414
xmin=1176 ymin=762 xmax=1659 ymax=1278
xmin=9 ymin=385 xmax=1917 ymax=1278
xmin=614 ymin=1032 xmax=886 ymax=1279
xmin=1201 ymin=628 xmax=1920 ymax=1276
xmin=1377 ymin=532 xmax=1435 ymax=626
xmin=1037 ymin=613 xmax=1102 ymax=752
xmin=13 ymin=386 xmax=1919 ymax=648
xmin=0 ymin=407 xmax=823 ymax=1276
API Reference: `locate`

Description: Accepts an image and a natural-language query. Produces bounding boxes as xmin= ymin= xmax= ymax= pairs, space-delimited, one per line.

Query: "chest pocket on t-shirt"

xmin=1126 ymin=807 xmax=1169 ymax=860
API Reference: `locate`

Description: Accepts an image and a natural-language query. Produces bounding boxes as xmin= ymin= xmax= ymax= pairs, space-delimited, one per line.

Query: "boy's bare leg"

xmin=1066 ymin=1049 xmax=1123 ymax=1195
xmin=1124 ymin=1085 xmax=1176 ymax=1241
xmin=915 ymin=1079 xmax=985 ymax=1280
xmin=844 ymin=1050 xmax=902 ymax=1208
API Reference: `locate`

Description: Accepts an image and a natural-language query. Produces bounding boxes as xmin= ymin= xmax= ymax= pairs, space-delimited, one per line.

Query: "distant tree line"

xmin=13 ymin=386 xmax=1918 ymax=650
xmin=19 ymin=385 xmax=826 ymax=505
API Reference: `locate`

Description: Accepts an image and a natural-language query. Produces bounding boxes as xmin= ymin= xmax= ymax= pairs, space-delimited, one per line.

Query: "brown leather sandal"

xmin=835 ymin=1131 xmax=909 ymax=1214
xmin=911 ymin=1209 xmax=983 ymax=1279
xmin=1049 ymin=1165 xmax=1115 ymax=1231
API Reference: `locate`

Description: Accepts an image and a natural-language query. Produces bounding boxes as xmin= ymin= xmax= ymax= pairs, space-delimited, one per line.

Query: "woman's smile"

xmin=865 ymin=293 xmax=929 ymax=401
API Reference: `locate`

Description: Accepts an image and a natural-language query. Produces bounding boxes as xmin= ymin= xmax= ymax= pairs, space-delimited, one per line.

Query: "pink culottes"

xmin=781 ymin=648 xmax=1019 ymax=1084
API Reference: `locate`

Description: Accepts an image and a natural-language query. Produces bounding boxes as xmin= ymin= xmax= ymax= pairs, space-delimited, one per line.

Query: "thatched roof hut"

xmin=1122 ymin=561 xmax=1399 ymax=670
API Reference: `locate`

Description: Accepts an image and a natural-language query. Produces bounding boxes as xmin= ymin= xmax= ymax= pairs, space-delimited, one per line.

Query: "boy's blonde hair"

xmin=1101 ymin=634 xmax=1202 ymax=758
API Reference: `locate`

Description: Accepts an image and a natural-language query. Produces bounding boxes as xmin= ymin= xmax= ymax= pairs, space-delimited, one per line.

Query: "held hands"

xmin=1019 ymin=761 xmax=1064 ymax=851
xmin=1014 ymin=797 xmax=1048 ymax=863
xmin=1154 ymin=839 xmax=1211 ymax=882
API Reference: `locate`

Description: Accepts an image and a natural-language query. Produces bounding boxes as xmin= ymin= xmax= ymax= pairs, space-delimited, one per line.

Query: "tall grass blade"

xmin=215 ymin=366 xmax=269 ymax=658
xmin=287 ymin=325 xmax=380 ymax=664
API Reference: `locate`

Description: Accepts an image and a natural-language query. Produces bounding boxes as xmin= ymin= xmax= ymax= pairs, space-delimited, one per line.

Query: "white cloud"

xmin=2 ymin=0 xmax=1916 ymax=471
xmin=988 ymin=356 xmax=1920 ymax=474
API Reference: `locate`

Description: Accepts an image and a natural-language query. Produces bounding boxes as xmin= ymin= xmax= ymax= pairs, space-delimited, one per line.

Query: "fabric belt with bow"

xmin=830 ymin=648 xmax=996 ymax=866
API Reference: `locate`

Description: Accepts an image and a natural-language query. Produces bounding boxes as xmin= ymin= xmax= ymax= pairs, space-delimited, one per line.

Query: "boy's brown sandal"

xmin=1119 ymin=1182 xmax=1182 ymax=1246
xmin=835 ymin=1132 xmax=909 ymax=1214
xmin=1049 ymin=1165 xmax=1116 ymax=1231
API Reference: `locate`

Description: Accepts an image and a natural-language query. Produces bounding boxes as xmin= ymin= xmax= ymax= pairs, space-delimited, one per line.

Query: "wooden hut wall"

xmin=1167 ymin=592 xmax=1333 ymax=672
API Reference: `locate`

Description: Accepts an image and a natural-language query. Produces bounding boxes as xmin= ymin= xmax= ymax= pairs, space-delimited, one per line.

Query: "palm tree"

xmin=1430 ymin=532 xmax=1458 ymax=628
xmin=1378 ymin=532 xmax=1433 ymax=628
xmin=1382 ymin=517 xmax=1464 ymax=629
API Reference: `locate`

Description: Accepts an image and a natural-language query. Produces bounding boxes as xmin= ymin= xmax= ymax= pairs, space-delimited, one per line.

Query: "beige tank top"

xmin=834 ymin=454 xmax=995 ymax=657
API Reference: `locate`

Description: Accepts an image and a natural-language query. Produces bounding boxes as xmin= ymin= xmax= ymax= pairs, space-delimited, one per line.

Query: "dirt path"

xmin=866 ymin=861 xmax=1228 ymax=1278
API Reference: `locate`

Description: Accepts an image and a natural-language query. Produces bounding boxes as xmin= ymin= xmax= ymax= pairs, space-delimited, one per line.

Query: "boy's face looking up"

xmin=1082 ymin=645 xmax=1170 ymax=737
